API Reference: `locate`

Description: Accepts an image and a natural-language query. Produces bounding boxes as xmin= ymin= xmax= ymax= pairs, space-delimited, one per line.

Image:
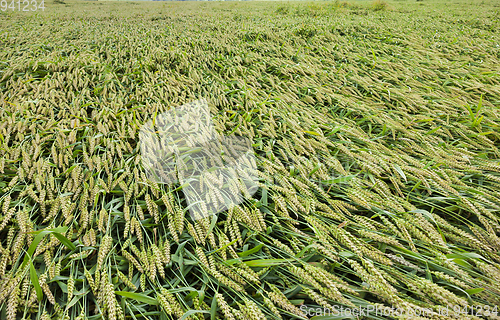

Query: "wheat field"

xmin=1 ymin=0 xmax=500 ymax=319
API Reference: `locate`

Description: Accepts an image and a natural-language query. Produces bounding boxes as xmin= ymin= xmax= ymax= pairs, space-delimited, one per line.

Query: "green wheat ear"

xmin=1 ymin=0 xmax=500 ymax=319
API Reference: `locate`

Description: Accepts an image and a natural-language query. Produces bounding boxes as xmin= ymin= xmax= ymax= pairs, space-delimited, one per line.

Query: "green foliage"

xmin=1 ymin=0 xmax=500 ymax=319
xmin=371 ymin=0 xmax=390 ymax=11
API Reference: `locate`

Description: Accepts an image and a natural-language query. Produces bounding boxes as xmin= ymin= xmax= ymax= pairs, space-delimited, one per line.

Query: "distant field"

xmin=1 ymin=0 xmax=500 ymax=319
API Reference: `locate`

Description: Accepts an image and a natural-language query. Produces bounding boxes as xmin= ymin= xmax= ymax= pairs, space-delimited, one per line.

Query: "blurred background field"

xmin=1 ymin=0 xmax=500 ymax=319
